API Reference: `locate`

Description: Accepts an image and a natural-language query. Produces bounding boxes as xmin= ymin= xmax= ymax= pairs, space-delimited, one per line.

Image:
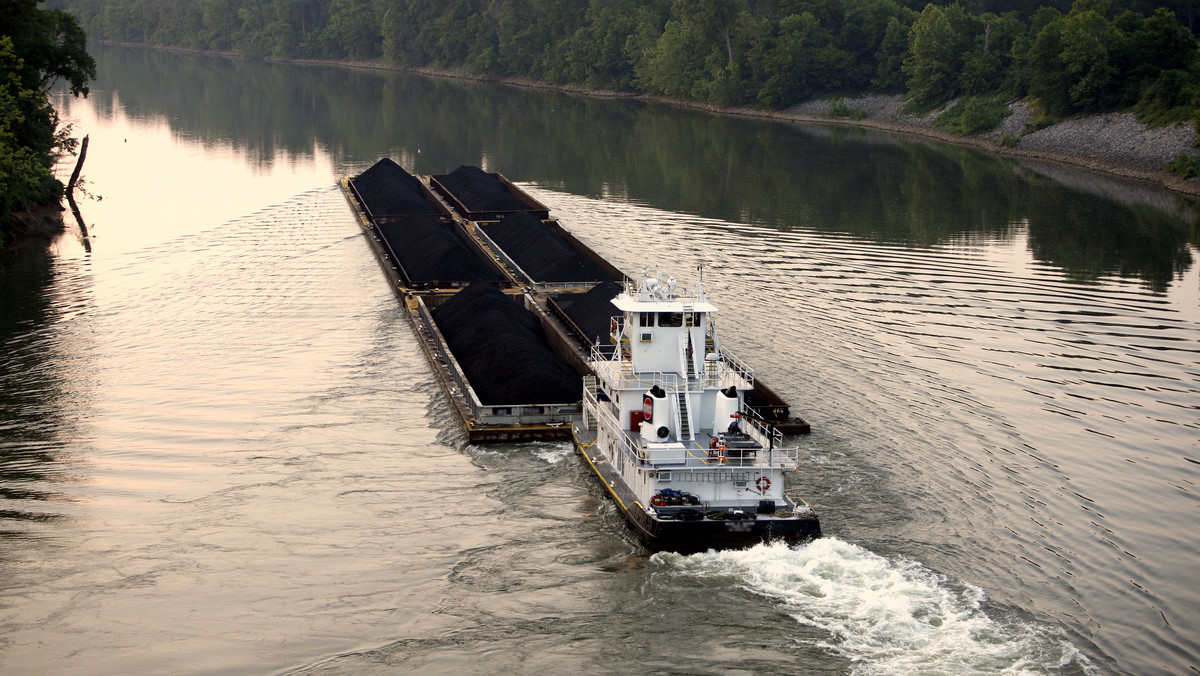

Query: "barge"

xmin=341 ymin=160 xmax=584 ymax=442
xmin=341 ymin=158 xmax=819 ymax=550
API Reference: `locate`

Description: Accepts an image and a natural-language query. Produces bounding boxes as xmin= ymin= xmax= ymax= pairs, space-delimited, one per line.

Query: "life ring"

xmin=756 ymin=476 xmax=771 ymax=492
xmin=611 ymin=317 xmax=618 ymax=334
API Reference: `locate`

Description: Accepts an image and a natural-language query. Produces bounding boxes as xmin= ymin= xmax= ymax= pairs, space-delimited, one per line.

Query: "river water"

xmin=2 ymin=45 xmax=1197 ymax=675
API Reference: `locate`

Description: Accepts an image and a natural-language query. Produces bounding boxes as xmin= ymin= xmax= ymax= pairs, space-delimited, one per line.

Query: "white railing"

xmin=707 ymin=318 xmax=754 ymax=387
xmin=582 ymin=385 xmax=645 ymax=467
xmin=591 ymin=342 xmax=752 ymax=392
xmin=583 ymin=381 xmax=799 ymax=470
xmin=738 ymin=413 xmax=792 ymax=464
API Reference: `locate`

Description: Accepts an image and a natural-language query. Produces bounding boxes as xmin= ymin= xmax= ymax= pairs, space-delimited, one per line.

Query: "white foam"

xmin=531 ymin=442 xmax=575 ymax=465
xmin=658 ymin=538 xmax=1094 ymax=675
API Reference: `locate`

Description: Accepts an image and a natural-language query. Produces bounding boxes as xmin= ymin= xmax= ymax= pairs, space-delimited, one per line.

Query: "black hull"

xmin=628 ymin=507 xmax=821 ymax=555
xmin=576 ymin=430 xmax=820 ymax=554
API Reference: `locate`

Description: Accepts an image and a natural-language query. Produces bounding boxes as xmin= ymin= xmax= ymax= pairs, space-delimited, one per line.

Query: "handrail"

xmin=582 ymin=385 xmax=645 ymax=466
xmin=590 ymin=341 xmax=753 ymax=391
xmin=707 ymin=318 xmax=754 ymax=387
xmin=583 ymin=378 xmax=798 ymax=469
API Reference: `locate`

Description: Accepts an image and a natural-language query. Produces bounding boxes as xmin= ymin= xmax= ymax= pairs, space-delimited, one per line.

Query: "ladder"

xmin=685 ymin=332 xmax=696 ymax=380
xmin=620 ymin=337 xmax=633 ymax=376
xmin=583 ymin=375 xmax=597 ymax=430
xmin=676 ymin=392 xmax=692 ymax=441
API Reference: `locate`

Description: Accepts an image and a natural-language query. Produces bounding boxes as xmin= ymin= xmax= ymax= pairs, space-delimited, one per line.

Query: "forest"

xmin=40 ymin=0 xmax=1200 ymax=164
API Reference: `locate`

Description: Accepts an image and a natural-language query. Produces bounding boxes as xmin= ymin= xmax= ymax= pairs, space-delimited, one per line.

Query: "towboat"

xmin=572 ymin=267 xmax=820 ymax=553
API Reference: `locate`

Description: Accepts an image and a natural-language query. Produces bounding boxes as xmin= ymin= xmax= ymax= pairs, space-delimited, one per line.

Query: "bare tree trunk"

xmin=66 ymin=135 xmax=90 ymax=249
xmin=67 ymin=135 xmax=88 ymax=193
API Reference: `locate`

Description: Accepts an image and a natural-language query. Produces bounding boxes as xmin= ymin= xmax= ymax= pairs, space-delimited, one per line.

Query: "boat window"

xmin=639 ymin=313 xmax=654 ymax=327
xmin=659 ymin=312 xmax=683 ymax=327
xmin=685 ymin=312 xmax=703 ymax=327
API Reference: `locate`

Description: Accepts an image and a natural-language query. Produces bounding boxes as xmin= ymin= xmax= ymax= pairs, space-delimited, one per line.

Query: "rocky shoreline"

xmin=782 ymin=94 xmax=1200 ymax=198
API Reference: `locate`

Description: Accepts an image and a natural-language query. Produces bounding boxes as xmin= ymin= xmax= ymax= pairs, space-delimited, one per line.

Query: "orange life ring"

xmin=756 ymin=476 xmax=771 ymax=492
xmin=611 ymin=317 xmax=618 ymax=334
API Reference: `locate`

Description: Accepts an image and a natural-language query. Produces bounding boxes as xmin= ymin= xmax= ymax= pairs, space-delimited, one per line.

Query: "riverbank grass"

xmin=934 ymin=97 xmax=1013 ymax=137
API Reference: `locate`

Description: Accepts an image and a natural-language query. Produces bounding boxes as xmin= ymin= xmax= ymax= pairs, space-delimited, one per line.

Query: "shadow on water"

xmin=0 ymin=246 xmax=86 ymax=536
xmin=67 ymin=44 xmax=1198 ymax=294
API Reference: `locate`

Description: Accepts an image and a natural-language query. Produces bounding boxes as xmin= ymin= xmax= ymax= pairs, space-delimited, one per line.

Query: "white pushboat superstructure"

xmin=572 ymin=267 xmax=820 ymax=552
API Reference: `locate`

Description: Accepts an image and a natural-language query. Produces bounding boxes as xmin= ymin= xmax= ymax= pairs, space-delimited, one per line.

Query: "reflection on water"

xmin=64 ymin=45 xmax=1198 ymax=292
xmin=0 ymin=245 xmax=92 ymax=534
xmin=3 ymin=43 xmax=1196 ymax=675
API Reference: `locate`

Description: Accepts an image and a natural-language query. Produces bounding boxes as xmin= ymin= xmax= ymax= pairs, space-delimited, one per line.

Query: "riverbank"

xmin=1 ymin=205 xmax=65 ymax=253
xmin=783 ymin=94 xmax=1200 ymax=198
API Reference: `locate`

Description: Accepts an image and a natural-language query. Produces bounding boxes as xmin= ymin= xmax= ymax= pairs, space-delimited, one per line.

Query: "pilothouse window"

xmin=659 ymin=312 xmax=683 ymax=327
xmin=639 ymin=313 xmax=654 ymax=327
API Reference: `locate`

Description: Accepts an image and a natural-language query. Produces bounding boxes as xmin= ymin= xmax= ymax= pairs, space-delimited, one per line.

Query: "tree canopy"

xmin=0 ymin=0 xmax=95 ymax=244
xmin=43 ymin=0 xmax=1200 ymax=146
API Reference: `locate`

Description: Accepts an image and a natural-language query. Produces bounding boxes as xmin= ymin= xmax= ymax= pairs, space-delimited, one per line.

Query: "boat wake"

xmin=658 ymin=538 xmax=1096 ymax=676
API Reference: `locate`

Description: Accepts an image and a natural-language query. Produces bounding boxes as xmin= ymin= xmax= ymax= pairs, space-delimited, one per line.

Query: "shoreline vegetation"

xmin=0 ymin=2 xmax=94 ymax=250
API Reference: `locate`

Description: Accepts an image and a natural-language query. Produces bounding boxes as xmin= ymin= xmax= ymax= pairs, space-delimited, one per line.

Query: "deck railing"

xmin=582 ymin=384 xmax=645 ymax=466
xmin=582 ymin=377 xmax=799 ymax=470
xmin=591 ymin=342 xmax=753 ymax=391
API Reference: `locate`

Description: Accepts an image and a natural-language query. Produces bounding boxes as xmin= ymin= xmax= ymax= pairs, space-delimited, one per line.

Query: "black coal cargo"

xmin=350 ymin=158 xmax=439 ymax=218
xmin=376 ymin=215 xmax=505 ymax=284
xmin=486 ymin=212 xmax=615 ymax=283
xmin=560 ymin=281 xmax=624 ymax=345
xmin=437 ymin=165 xmax=530 ymax=213
xmin=432 ymin=283 xmax=581 ymax=406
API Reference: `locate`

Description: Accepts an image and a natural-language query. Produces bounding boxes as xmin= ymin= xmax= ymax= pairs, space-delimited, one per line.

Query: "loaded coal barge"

xmin=341 ymin=158 xmax=819 ymax=550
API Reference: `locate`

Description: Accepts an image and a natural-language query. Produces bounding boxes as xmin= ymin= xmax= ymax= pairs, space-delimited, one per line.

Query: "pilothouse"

xmin=572 ymin=267 xmax=820 ymax=552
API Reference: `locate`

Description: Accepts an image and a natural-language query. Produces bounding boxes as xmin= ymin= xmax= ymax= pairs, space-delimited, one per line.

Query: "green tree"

xmin=903 ymin=3 xmax=977 ymax=108
xmin=1024 ymin=14 xmax=1074 ymax=113
xmin=838 ymin=0 xmax=911 ymax=88
xmin=1057 ymin=7 xmax=1120 ymax=110
xmin=0 ymin=37 xmax=50 ymax=235
xmin=320 ymin=0 xmax=382 ymax=59
xmin=199 ymin=0 xmax=243 ymax=50
xmin=757 ymin=12 xmax=852 ymax=106
xmin=959 ymin=11 xmax=1022 ymax=93
xmin=638 ymin=0 xmax=744 ymax=102
xmin=0 ymin=1 xmax=95 ymax=242
xmin=874 ymin=15 xmax=912 ymax=90
xmin=552 ymin=0 xmax=645 ymax=89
